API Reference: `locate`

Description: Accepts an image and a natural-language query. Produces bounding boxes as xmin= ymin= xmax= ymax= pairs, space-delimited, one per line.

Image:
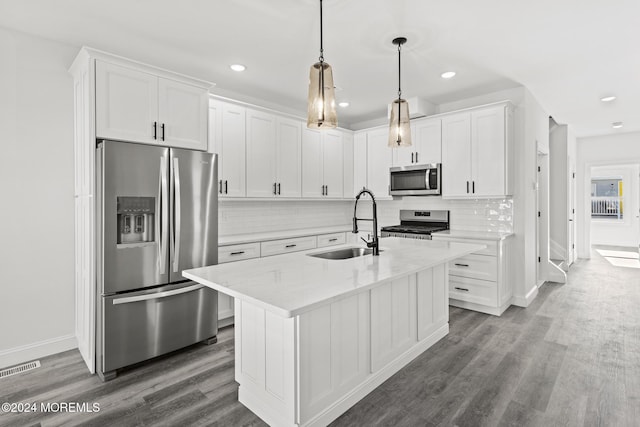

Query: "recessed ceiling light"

xmin=601 ymin=96 xmax=616 ymax=102
xmin=441 ymin=71 xmax=456 ymax=79
xmin=338 ymin=102 xmax=350 ymax=108
xmin=230 ymin=64 xmax=246 ymax=72
xmin=612 ymin=122 xmax=623 ymax=129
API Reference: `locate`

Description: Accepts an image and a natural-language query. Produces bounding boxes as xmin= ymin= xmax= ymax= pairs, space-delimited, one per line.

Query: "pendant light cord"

xmin=319 ymin=0 xmax=324 ymax=63
xmin=397 ymin=41 xmax=402 ymax=143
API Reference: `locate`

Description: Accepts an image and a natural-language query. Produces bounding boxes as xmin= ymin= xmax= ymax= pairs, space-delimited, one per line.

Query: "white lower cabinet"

xmin=217 ymin=242 xmax=261 ymax=324
xmin=317 ymin=232 xmax=346 ymax=248
xmin=431 ymin=234 xmax=513 ymax=316
xmin=234 ymin=265 xmax=449 ymax=427
xmin=260 ymin=236 xmax=317 ymax=257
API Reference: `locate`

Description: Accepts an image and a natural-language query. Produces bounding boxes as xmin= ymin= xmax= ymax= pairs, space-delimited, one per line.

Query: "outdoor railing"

xmin=591 ymin=196 xmax=623 ymax=218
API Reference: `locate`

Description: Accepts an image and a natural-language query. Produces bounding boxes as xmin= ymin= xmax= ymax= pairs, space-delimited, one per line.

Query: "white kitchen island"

xmin=183 ymin=237 xmax=484 ymax=427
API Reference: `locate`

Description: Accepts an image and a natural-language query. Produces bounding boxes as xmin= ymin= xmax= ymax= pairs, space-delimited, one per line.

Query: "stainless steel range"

xmin=381 ymin=210 xmax=449 ymax=240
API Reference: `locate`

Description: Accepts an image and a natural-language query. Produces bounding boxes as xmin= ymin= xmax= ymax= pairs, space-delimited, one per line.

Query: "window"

xmin=591 ymin=178 xmax=624 ymax=219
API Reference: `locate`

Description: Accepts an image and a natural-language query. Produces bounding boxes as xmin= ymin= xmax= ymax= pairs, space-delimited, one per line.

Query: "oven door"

xmin=390 ymin=164 xmax=441 ymax=196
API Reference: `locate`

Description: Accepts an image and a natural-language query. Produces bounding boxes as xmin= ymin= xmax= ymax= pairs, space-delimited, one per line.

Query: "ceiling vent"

xmin=387 ymin=97 xmax=435 ymax=120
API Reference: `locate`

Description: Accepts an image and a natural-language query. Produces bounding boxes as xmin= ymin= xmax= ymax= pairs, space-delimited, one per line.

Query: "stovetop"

xmin=380 ymin=209 xmax=450 ymax=235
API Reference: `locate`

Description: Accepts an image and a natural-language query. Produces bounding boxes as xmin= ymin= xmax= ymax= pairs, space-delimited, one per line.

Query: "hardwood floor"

xmin=1 ymin=245 xmax=638 ymax=426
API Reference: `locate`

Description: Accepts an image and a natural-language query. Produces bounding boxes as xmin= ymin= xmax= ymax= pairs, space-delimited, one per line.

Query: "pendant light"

xmin=388 ymin=37 xmax=412 ymax=147
xmin=307 ymin=0 xmax=337 ymax=129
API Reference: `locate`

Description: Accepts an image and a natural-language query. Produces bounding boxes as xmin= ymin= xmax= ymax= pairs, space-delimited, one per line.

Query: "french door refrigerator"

xmin=96 ymin=140 xmax=218 ymax=381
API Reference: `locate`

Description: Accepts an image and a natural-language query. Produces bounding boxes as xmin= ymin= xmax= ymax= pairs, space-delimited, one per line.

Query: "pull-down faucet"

xmin=352 ymin=188 xmax=379 ymax=256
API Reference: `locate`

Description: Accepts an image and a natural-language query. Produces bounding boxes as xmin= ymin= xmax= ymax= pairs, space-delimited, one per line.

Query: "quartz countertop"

xmin=431 ymin=230 xmax=514 ymax=241
xmin=184 ymin=237 xmax=484 ymax=318
xmin=218 ymin=225 xmax=353 ymax=246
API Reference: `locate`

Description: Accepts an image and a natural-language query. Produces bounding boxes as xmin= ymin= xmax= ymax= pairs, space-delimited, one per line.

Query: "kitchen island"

xmin=183 ymin=237 xmax=484 ymax=427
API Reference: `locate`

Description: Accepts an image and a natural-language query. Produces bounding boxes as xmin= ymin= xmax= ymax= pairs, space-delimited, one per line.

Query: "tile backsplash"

xmin=219 ymin=197 xmax=513 ymax=236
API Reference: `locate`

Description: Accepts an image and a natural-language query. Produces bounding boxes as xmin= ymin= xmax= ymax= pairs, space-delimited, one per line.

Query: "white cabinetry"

xmin=302 ymin=129 xmax=344 ymax=198
xmin=431 ymin=234 xmax=513 ymax=316
xmin=342 ymin=132 xmax=354 ymax=199
xmin=209 ymin=100 xmax=246 ymax=197
xmin=96 ymin=60 xmax=208 ymax=150
xmin=217 ymin=242 xmax=262 ymax=325
xmin=392 ymin=118 xmax=442 ymax=167
xmin=260 ymin=236 xmax=317 ymax=257
xmin=353 ymin=132 xmax=367 ymax=197
xmin=246 ymin=111 xmax=302 ymax=198
xmin=441 ymin=102 xmax=513 ymax=198
xmin=366 ymin=128 xmax=393 ymax=199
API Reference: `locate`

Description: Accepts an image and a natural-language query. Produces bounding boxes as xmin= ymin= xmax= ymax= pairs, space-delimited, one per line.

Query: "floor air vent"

xmin=0 ymin=360 xmax=41 ymax=379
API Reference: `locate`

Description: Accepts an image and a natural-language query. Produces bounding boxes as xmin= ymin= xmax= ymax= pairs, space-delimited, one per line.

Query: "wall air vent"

xmin=0 ymin=360 xmax=41 ymax=379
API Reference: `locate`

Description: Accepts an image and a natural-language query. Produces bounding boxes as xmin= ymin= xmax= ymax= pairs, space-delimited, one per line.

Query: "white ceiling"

xmin=1 ymin=0 xmax=638 ymax=136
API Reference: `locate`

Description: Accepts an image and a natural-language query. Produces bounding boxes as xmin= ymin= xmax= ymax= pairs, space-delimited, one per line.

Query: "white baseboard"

xmin=511 ymin=285 xmax=538 ymax=307
xmin=0 ymin=335 xmax=77 ymax=370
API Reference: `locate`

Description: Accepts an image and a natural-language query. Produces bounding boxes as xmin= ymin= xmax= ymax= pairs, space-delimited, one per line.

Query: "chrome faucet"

xmin=352 ymin=188 xmax=379 ymax=256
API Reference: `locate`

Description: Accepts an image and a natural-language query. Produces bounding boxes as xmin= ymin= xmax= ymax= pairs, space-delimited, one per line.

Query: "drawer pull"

xmin=454 ymin=263 xmax=470 ymax=267
xmin=328 ymin=238 xmax=338 ymax=242
xmin=285 ymin=244 xmax=297 ymax=248
xmin=454 ymin=287 xmax=470 ymax=292
xmin=230 ymin=251 xmax=245 ymax=255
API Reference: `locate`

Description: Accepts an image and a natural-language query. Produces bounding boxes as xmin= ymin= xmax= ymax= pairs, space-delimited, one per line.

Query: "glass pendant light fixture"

xmin=388 ymin=37 xmax=412 ymax=147
xmin=307 ymin=0 xmax=337 ymax=129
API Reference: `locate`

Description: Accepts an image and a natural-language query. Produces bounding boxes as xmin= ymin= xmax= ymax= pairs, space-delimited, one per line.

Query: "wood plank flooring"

xmin=1 ymin=245 xmax=638 ymax=426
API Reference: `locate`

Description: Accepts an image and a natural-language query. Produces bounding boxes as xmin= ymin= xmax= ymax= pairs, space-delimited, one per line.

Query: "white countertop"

xmin=219 ymin=225 xmax=352 ymax=246
xmin=432 ymin=230 xmax=514 ymax=241
xmin=184 ymin=237 xmax=484 ymax=318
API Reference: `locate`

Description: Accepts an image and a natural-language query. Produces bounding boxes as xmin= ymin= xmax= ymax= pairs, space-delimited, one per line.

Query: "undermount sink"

xmin=307 ymin=246 xmax=382 ymax=260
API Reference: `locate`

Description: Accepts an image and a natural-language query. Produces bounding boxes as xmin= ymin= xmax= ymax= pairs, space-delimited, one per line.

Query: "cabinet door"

xmin=342 ymin=132 xmax=354 ymax=199
xmin=441 ymin=113 xmax=472 ymax=198
xmin=158 ymin=78 xmax=208 ymax=151
xmin=246 ymin=109 xmax=277 ymax=197
xmin=220 ymin=103 xmax=246 ymax=197
xmin=276 ymin=117 xmax=302 ymax=198
xmin=353 ymin=132 xmax=367 ymax=197
xmin=323 ymin=130 xmax=344 ymax=198
xmin=414 ymin=118 xmax=441 ymax=165
xmin=366 ymin=128 xmax=392 ymax=199
xmin=471 ymin=106 xmax=506 ymax=197
xmin=96 ymin=61 xmax=158 ymax=144
xmin=391 ymin=124 xmax=415 ymax=167
xmin=302 ymin=128 xmax=323 ymax=197
xmin=208 ymin=100 xmax=223 ymax=185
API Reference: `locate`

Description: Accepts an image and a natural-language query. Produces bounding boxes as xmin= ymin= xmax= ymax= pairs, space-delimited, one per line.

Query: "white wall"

xmin=590 ymin=164 xmax=640 ymax=247
xmin=577 ymin=131 xmax=640 ymax=257
xmin=0 ymin=27 xmax=78 ymax=367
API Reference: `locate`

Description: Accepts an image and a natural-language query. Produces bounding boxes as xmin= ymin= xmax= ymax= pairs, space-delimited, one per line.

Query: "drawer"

xmin=317 ymin=232 xmax=346 ymax=248
xmin=449 ymin=276 xmax=497 ymax=307
xmin=218 ymin=242 xmax=261 ymax=264
xmin=260 ymin=235 xmax=317 ymax=257
xmin=432 ymin=236 xmax=497 ymax=256
xmin=449 ymin=253 xmax=497 ymax=281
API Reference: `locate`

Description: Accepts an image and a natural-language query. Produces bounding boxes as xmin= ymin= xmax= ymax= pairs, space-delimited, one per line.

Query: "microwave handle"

xmin=425 ymin=169 xmax=431 ymax=190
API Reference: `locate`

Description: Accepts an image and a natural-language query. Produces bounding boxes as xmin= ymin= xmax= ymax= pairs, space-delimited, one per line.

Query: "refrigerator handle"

xmin=112 ymin=284 xmax=204 ymax=305
xmin=158 ymin=156 xmax=168 ymax=274
xmin=172 ymin=157 xmax=181 ymax=273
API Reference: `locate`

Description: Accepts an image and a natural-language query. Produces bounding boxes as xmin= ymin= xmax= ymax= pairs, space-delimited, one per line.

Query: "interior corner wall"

xmin=576 ymin=131 xmax=640 ymax=258
xmin=0 ymin=27 xmax=79 ymax=367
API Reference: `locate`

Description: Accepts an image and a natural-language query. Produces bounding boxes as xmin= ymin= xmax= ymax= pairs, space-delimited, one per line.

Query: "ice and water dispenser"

xmin=117 ymin=197 xmax=155 ymax=244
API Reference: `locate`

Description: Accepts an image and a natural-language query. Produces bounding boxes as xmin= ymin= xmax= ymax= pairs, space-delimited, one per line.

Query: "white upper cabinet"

xmin=441 ymin=112 xmax=472 ymax=198
xmin=302 ymin=128 xmax=344 ymax=198
xmin=366 ymin=128 xmax=393 ymax=199
xmin=246 ymin=110 xmax=302 ymax=198
xmin=441 ymin=102 xmax=513 ymax=198
xmin=158 ymin=78 xmax=208 ymax=151
xmin=353 ymin=132 xmax=367 ymax=197
xmin=342 ymin=132 xmax=354 ymax=199
xmin=246 ymin=109 xmax=277 ymax=197
xmin=392 ymin=118 xmax=441 ymax=167
xmin=96 ymin=60 xmax=209 ymax=150
xmin=209 ymin=100 xmax=246 ymax=197
xmin=96 ymin=61 xmax=158 ymax=145
xmin=276 ymin=117 xmax=302 ymax=198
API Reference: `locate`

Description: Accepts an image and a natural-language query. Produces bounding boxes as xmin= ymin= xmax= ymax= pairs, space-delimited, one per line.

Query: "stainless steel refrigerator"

xmin=96 ymin=140 xmax=218 ymax=381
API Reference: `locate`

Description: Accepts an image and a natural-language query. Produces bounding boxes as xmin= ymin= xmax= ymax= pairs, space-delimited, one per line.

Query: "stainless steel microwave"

xmin=389 ymin=163 xmax=441 ymax=196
